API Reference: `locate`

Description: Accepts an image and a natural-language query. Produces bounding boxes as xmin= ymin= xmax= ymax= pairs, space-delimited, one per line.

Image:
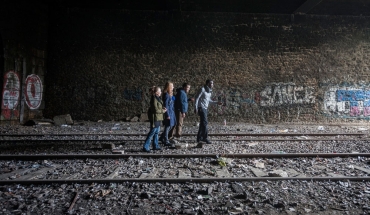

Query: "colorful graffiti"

xmin=324 ymin=87 xmax=370 ymax=117
xmin=260 ymin=83 xmax=315 ymax=106
xmin=210 ymin=88 xmax=256 ymax=115
xmin=1 ymin=71 xmax=20 ymax=119
xmin=25 ymin=74 xmax=43 ymax=109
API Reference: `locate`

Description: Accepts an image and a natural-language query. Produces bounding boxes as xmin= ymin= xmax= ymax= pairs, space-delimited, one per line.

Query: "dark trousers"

xmin=197 ymin=107 xmax=208 ymax=142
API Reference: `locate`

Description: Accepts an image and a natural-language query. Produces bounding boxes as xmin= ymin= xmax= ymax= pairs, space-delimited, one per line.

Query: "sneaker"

xmin=205 ymin=139 xmax=212 ymax=144
xmin=142 ymin=148 xmax=151 ymax=153
xmin=153 ymin=147 xmax=162 ymax=151
xmin=195 ymin=142 xmax=203 ymax=148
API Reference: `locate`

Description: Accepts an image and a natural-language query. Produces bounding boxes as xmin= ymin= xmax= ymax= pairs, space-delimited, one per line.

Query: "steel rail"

xmin=1 ymin=177 xmax=370 ymax=185
xmin=0 ymin=153 xmax=369 ymax=160
xmin=0 ymin=138 xmax=367 ymax=143
xmin=0 ymin=133 xmax=365 ymax=137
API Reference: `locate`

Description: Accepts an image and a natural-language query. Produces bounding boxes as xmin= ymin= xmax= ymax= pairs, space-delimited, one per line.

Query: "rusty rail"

xmin=0 ymin=153 xmax=368 ymax=160
xmin=0 ymin=138 xmax=367 ymax=143
xmin=0 ymin=177 xmax=369 ymax=185
xmin=0 ymin=133 xmax=365 ymax=137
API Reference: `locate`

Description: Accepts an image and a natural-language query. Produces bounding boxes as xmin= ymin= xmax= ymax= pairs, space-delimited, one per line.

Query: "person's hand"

xmin=218 ymin=101 xmax=223 ymax=105
xmin=190 ymin=98 xmax=195 ymax=102
xmin=163 ymin=107 xmax=167 ymax=113
xmin=167 ymin=117 xmax=170 ymax=119
xmin=182 ymin=113 xmax=186 ymax=118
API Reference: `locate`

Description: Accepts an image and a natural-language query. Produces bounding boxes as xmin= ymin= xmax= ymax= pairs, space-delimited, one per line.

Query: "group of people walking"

xmin=143 ymin=80 xmax=221 ymax=153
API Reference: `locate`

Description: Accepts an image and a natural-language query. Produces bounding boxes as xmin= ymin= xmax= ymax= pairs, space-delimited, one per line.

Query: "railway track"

xmin=1 ymin=153 xmax=370 ymax=184
xmin=0 ymin=132 xmax=365 ymax=137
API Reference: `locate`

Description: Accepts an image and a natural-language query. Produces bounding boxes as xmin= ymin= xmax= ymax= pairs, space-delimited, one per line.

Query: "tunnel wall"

xmin=46 ymin=9 xmax=370 ymax=123
xmin=0 ymin=1 xmax=48 ymax=123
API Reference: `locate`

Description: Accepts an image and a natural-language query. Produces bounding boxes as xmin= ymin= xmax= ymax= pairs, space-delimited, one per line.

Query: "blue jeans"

xmin=143 ymin=126 xmax=161 ymax=151
xmin=160 ymin=125 xmax=173 ymax=145
xmin=197 ymin=107 xmax=208 ymax=142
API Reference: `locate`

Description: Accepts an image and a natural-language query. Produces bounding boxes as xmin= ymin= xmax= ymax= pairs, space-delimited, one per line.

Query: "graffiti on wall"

xmin=1 ymin=71 xmax=20 ymax=119
xmin=260 ymin=83 xmax=315 ymax=106
xmin=123 ymin=88 xmax=142 ymax=101
xmin=324 ymin=87 xmax=370 ymax=117
xmin=25 ymin=74 xmax=43 ymax=109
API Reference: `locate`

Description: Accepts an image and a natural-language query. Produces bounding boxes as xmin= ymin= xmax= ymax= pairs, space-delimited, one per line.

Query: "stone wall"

xmin=45 ymin=9 xmax=370 ymax=123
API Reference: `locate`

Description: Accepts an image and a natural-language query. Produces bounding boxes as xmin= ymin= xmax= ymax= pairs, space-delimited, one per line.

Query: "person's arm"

xmin=194 ymin=87 xmax=203 ymax=113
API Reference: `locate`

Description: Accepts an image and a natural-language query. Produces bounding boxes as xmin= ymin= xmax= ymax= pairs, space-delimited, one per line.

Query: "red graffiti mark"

xmin=254 ymin=92 xmax=261 ymax=104
xmin=1 ymin=71 xmax=20 ymax=119
xmin=25 ymin=74 xmax=43 ymax=109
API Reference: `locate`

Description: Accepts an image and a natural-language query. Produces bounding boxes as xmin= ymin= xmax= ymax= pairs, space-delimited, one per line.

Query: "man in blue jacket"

xmin=169 ymin=83 xmax=193 ymax=140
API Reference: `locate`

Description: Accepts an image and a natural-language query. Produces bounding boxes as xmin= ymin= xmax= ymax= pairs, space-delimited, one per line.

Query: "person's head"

xmin=205 ymin=79 xmax=214 ymax=89
xmin=164 ymin=82 xmax=174 ymax=95
xmin=182 ymin=83 xmax=191 ymax=93
xmin=151 ymin=86 xmax=161 ymax=97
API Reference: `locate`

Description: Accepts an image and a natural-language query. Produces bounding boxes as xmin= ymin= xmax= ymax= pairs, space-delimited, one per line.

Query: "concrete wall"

xmin=0 ymin=1 xmax=48 ymax=123
xmin=45 ymin=9 xmax=370 ymax=123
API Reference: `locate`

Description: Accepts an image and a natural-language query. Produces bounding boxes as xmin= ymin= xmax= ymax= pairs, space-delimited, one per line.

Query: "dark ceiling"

xmin=48 ymin=0 xmax=370 ymax=16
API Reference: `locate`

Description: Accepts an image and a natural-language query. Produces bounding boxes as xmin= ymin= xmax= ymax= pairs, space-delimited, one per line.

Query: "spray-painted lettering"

xmin=1 ymin=71 xmax=20 ymax=119
xmin=260 ymin=83 xmax=315 ymax=106
xmin=324 ymin=87 xmax=370 ymax=117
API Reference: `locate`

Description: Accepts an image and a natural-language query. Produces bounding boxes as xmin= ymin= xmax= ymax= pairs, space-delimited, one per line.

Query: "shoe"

xmin=153 ymin=147 xmax=162 ymax=151
xmin=205 ymin=139 xmax=212 ymax=144
xmin=164 ymin=143 xmax=172 ymax=147
xmin=142 ymin=148 xmax=151 ymax=153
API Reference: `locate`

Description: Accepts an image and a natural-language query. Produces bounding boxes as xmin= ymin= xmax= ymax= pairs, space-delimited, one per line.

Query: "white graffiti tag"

xmin=2 ymin=71 xmax=20 ymax=110
xmin=260 ymin=83 xmax=315 ymax=106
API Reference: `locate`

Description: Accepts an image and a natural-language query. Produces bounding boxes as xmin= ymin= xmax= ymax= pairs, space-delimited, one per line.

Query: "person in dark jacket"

xmin=143 ymin=86 xmax=167 ymax=152
xmin=159 ymin=82 xmax=176 ymax=146
xmin=169 ymin=83 xmax=193 ymax=139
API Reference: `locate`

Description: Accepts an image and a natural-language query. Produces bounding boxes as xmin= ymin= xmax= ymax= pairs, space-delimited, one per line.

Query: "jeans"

xmin=160 ymin=125 xmax=173 ymax=145
xmin=143 ymin=125 xmax=161 ymax=151
xmin=197 ymin=107 xmax=208 ymax=142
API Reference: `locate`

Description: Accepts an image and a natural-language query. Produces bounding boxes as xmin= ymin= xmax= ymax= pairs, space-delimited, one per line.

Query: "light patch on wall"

xmin=260 ymin=83 xmax=315 ymax=107
xmin=324 ymin=87 xmax=370 ymax=117
xmin=1 ymin=71 xmax=20 ymax=119
xmin=25 ymin=74 xmax=43 ymax=109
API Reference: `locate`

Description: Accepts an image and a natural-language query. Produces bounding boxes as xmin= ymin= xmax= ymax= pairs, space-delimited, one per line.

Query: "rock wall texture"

xmin=45 ymin=9 xmax=370 ymax=123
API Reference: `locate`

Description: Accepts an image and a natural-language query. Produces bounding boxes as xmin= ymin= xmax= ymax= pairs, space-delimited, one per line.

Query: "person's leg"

xmin=143 ymin=126 xmax=156 ymax=151
xmin=175 ymin=110 xmax=184 ymax=138
xmin=197 ymin=107 xmax=206 ymax=142
xmin=203 ymin=108 xmax=209 ymax=141
xmin=163 ymin=125 xmax=172 ymax=145
xmin=168 ymin=115 xmax=176 ymax=140
xmin=152 ymin=126 xmax=161 ymax=149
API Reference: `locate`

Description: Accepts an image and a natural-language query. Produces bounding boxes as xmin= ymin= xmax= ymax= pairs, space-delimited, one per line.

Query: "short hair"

xmin=206 ymin=79 xmax=213 ymax=85
xmin=182 ymin=83 xmax=190 ymax=88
